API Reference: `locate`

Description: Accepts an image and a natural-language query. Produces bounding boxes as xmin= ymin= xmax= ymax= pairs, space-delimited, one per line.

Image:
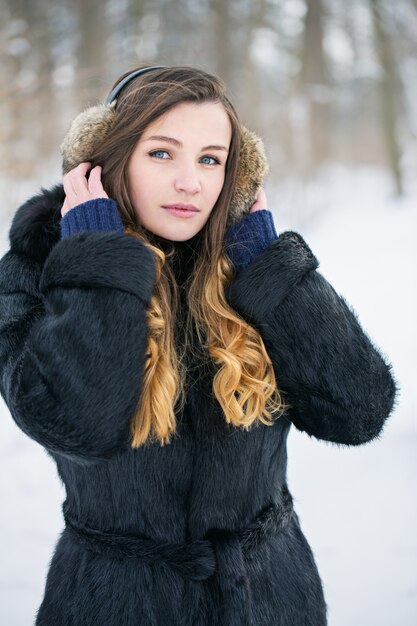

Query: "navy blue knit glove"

xmin=224 ymin=209 xmax=279 ymax=273
xmin=60 ymin=197 xmax=124 ymax=239
xmin=60 ymin=199 xmax=279 ymax=275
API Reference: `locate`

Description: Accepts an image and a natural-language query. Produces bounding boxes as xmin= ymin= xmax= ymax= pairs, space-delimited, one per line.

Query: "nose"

xmin=174 ymin=163 xmax=201 ymax=195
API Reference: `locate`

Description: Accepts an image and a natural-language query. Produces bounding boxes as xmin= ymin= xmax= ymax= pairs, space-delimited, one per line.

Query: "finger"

xmin=63 ymin=173 xmax=79 ymax=208
xmin=68 ymin=162 xmax=92 ymax=198
xmin=63 ymin=173 xmax=71 ymax=198
xmin=88 ymin=165 xmax=108 ymax=197
xmin=61 ymin=196 xmax=69 ymax=217
xmin=256 ymin=187 xmax=266 ymax=201
xmin=256 ymin=187 xmax=267 ymax=207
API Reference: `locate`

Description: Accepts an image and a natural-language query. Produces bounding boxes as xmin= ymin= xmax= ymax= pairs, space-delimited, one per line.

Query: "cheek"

xmin=212 ymin=173 xmax=226 ymax=201
xmin=127 ymin=157 xmax=148 ymax=193
xmin=126 ymin=174 xmax=144 ymax=215
xmin=128 ymin=167 xmax=150 ymax=202
xmin=130 ymin=186 xmax=151 ymax=217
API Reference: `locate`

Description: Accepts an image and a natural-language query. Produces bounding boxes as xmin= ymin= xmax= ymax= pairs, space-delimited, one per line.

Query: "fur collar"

xmin=9 ymin=183 xmax=66 ymax=265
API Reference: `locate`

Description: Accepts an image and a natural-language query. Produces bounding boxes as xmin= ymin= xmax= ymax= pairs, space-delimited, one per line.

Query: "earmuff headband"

xmin=105 ymin=66 xmax=167 ymax=105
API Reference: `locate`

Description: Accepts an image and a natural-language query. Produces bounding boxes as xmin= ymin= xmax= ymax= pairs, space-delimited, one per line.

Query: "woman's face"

xmin=126 ymin=101 xmax=232 ymax=241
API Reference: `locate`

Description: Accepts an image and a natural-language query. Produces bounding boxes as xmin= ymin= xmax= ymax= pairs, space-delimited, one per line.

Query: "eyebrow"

xmin=143 ymin=135 xmax=229 ymax=153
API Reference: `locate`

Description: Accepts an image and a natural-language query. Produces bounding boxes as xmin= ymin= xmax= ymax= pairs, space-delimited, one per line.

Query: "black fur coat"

xmin=0 ymin=184 xmax=398 ymax=625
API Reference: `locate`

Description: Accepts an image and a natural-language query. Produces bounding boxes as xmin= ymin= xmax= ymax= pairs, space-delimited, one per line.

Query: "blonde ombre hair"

xmin=88 ymin=66 xmax=289 ymax=447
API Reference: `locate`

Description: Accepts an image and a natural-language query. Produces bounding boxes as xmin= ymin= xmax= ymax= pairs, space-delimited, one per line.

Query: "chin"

xmin=173 ymin=233 xmax=200 ymax=242
xmin=144 ymin=227 xmax=201 ymax=247
xmin=156 ymin=228 xmax=202 ymax=243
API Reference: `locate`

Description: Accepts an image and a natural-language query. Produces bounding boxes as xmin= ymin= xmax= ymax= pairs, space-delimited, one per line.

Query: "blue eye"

xmin=201 ymin=155 xmax=220 ymax=165
xmin=149 ymin=150 xmax=169 ymax=159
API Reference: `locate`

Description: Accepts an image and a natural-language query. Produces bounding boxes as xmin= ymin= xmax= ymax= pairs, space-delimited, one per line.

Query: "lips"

xmin=162 ymin=204 xmax=199 ymax=212
xmin=163 ymin=207 xmax=199 ymax=219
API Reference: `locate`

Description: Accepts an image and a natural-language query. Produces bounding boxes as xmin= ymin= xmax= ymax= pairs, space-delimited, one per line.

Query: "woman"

xmin=0 ymin=65 xmax=398 ymax=625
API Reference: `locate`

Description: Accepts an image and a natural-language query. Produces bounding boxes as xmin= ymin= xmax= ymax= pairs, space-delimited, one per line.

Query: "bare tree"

xmin=209 ymin=0 xmax=235 ymax=82
xmin=76 ymin=0 xmax=109 ymax=99
xmin=370 ymin=0 xmax=403 ymax=196
xmin=297 ymin=0 xmax=331 ymax=171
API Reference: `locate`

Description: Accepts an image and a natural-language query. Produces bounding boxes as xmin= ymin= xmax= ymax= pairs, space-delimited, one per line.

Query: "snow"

xmin=0 ymin=164 xmax=415 ymax=625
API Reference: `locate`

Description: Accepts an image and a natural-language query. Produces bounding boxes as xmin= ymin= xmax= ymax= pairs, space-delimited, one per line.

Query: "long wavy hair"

xmin=89 ymin=65 xmax=289 ymax=448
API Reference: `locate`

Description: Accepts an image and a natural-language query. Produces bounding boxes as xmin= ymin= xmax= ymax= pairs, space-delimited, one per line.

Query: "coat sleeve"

xmin=0 ymin=230 xmax=156 ymax=464
xmin=225 ymin=231 xmax=399 ymax=446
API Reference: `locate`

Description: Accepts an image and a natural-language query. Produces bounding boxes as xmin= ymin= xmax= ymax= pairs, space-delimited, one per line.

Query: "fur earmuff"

xmin=60 ymin=103 xmax=117 ymax=175
xmin=59 ymin=104 xmax=269 ymax=227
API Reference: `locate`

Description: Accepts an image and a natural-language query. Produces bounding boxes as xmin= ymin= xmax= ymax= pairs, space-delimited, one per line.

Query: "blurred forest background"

xmin=1 ymin=0 xmax=416 ymax=216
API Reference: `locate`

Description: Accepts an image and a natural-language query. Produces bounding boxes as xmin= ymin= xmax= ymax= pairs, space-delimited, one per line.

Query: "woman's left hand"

xmin=249 ymin=186 xmax=268 ymax=213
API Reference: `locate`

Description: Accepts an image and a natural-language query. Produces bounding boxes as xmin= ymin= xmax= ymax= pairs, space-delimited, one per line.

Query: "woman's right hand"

xmin=61 ymin=162 xmax=109 ymax=217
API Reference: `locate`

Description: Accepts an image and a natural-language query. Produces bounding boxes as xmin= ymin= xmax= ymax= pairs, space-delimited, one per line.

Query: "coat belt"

xmin=63 ymin=485 xmax=294 ymax=626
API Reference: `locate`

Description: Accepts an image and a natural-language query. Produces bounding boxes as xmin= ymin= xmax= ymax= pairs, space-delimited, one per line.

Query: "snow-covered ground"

xmin=0 ymin=164 xmax=415 ymax=625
